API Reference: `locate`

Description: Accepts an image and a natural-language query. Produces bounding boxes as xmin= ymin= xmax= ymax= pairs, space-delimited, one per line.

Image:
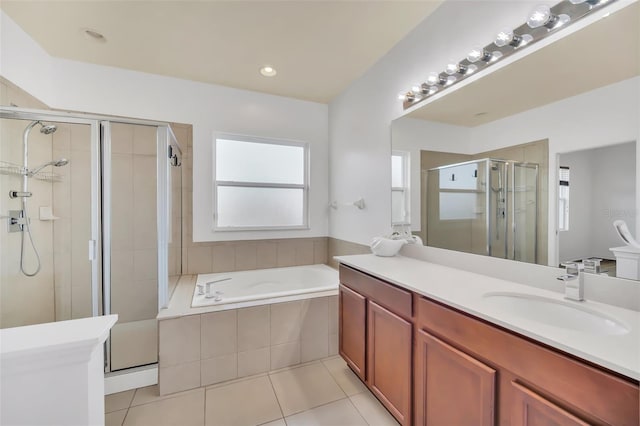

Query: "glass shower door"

xmin=104 ymin=121 xmax=159 ymax=371
xmin=0 ymin=112 xmax=100 ymax=329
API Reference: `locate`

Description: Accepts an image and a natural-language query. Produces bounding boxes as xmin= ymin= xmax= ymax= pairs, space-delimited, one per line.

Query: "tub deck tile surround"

xmin=158 ymin=276 xmax=338 ymax=395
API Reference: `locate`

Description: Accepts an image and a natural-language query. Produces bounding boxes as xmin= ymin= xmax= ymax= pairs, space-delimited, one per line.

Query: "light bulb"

xmin=527 ymin=5 xmax=570 ymax=29
xmin=445 ymin=75 xmax=456 ymax=85
xmin=426 ymin=72 xmax=441 ymax=85
xmin=412 ymin=83 xmax=429 ymax=95
xmin=495 ymin=29 xmax=513 ymax=47
xmin=466 ymin=64 xmax=478 ymax=75
xmin=428 ymin=86 xmax=439 ymax=95
xmin=398 ymin=91 xmax=414 ymax=101
xmin=259 ymin=66 xmax=277 ymax=77
xmin=527 ymin=5 xmax=552 ymax=28
xmin=490 ymin=51 xmax=503 ymax=62
xmin=445 ymin=62 xmax=459 ymax=75
xmin=495 ymin=29 xmax=534 ymax=48
xmin=467 ymin=46 xmax=487 ymax=63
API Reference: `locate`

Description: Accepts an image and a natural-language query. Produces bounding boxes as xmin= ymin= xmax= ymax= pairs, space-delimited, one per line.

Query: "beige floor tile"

xmin=284 ymin=398 xmax=367 ymax=426
xmin=105 ymin=389 xmax=135 ymax=413
xmin=269 ymin=362 xmax=346 ymax=416
xmin=322 ymin=356 xmax=368 ymax=396
xmin=105 ymin=409 xmax=128 ymax=426
xmin=123 ymin=389 xmax=205 ymax=426
xmin=258 ymin=420 xmax=286 ymax=426
xmin=350 ymin=392 xmax=399 ymax=426
xmin=130 ymin=385 xmax=202 ymax=407
xmin=205 ymin=375 xmax=282 ymax=426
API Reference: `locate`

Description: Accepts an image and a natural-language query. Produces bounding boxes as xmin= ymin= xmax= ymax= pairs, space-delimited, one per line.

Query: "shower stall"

xmin=426 ymin=158 xmax=539 ymax=263
xmin=0 ymin=107 xmax=183 ymax=375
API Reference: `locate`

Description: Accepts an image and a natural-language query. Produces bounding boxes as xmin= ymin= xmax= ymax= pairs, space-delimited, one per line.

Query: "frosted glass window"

xmin=217 ymin=139 xmax=304 ymax=184
xmin=217 ymin=187 xmax=304 ymax=228
xmin=439 ymin=193 xmax=476 ymax=220
xmin=214 ymin=135 xmax=308 ymax=230
xmin=391 ymin=191 xmax=406 ymax=224
xmin=391 ymin=155 xmax=404 ymax=188
xmin=439 ymin=163 xmax=478 ymax=190
xmin=391 ymin=151 xmax=410 ymax=225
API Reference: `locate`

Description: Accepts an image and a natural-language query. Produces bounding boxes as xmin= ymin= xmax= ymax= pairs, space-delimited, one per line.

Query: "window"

xmin=558 ymin=166 xmax=570 ymax=231
xmin=391 ymin=151 xmax=410 ymax=225
xmin=214 ymin=135 xmax=308 ymax=230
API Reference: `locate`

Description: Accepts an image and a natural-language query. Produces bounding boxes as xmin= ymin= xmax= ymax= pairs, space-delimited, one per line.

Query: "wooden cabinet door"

xmin=511 ymin=381 xmax=590 ymax=426
xmin=339 ymin=284 xmax=366 ymax=380
xmin=368 ymin=300 xmax=412 ymax=426
xmin=414 ymin=329 xmax=496 ymax=426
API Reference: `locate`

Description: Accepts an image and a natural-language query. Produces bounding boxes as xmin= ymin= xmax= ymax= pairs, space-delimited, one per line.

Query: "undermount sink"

xmin=482 ymin=292 xmax=630 ymax=336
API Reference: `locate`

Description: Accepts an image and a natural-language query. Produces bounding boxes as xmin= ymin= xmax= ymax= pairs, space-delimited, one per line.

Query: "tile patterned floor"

xmin=105 ymin=356 xmax=399 ymax=426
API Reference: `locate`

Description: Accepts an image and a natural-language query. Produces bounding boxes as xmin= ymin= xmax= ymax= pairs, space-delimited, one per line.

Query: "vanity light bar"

xmin=400 ymin=0 xmax=617 ymax=109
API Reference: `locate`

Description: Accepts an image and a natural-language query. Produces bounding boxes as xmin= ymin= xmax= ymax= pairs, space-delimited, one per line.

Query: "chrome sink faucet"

xmin=557 ymin=262 xmax=584 ymax=301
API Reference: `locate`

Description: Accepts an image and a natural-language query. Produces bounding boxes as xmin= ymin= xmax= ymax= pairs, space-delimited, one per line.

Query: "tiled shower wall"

xmin=0 ymin=80 xmax=56 ymax=327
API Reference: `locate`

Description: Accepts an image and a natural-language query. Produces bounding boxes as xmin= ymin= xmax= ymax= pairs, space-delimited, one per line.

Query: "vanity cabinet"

xmin=339 ymin=284 xmax=366 ymax=379
xmin=367 ymin=300 xmax=412 ymax=425
xmin=417 ymin=296 xmax=639 ymax=426
xmin=338 ymin=263 xmax=639 ymax=426
xmin=339 ymin=265 xmax=413 ymax=426
xmin=414 ymin=329 xmax=496 ymax=426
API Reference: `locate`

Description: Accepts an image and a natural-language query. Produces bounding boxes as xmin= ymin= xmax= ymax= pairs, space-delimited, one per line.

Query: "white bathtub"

xmin=192 ymin=264 xmax=338 ymax=308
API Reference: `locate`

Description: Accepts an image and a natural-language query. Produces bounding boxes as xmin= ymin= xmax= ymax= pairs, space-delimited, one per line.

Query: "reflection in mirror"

xmin=390 ymin=2 xmax=639 ymax=278
xmin=558 ymin=142 xmax=636 ymax=278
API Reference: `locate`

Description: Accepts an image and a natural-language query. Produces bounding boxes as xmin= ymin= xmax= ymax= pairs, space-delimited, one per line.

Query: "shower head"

xmin=39 ymin=123 xmax=57 ymax=134
xmin=28 ymin=158 xmax=69 ymax=176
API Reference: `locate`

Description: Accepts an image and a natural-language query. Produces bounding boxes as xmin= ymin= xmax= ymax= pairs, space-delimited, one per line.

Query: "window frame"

xmin=391 ymin=150 xmax=411 ymax=226
xmin=213 ymin=133 xmax=310 ymax=232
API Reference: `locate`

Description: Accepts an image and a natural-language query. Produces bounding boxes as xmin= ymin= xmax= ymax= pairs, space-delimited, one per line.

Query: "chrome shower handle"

xmin=9 ymin=191 xmax=32 ymax=198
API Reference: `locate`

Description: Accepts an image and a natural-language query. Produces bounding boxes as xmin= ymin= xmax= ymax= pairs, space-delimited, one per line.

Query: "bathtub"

xmin=192 ymin=264 xmax=338 ymax=308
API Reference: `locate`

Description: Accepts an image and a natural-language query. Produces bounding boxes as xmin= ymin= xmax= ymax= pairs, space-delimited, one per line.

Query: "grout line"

xmin=128 ymin=387 xmax=204 ymax=409
xmin=120 ymin=408 xmax=129 ymax=426
xmin=266 ymin=374 xmax=286 ymax=423
xmin=345 ymin=395 xmax=371 ymax=426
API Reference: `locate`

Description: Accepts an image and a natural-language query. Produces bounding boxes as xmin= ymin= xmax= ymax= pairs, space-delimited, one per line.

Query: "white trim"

xmin=104 ymin=365 xmax=158 ymax=395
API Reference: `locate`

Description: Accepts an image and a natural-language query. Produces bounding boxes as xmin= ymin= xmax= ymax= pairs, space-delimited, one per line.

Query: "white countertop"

xmin=1 ymin=315 xmax=118 ymax=369
xmin=336 ymin=254 xmax=640 ymax=381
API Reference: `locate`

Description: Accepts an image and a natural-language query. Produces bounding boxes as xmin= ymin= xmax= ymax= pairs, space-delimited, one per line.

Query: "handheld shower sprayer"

xmin=14 ymin=120 xmax=59 ymax=277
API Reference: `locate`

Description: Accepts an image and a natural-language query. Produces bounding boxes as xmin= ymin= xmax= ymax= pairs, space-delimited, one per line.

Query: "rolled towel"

xmin=370 ymin=237 xmax=406 ymax=257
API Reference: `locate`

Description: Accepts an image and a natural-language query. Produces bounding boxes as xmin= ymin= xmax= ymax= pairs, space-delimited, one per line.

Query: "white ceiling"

xmin=408 ymin=2 xmax=639 ymax=127
xmin=0 ymin=1 xmax=442 ymax=103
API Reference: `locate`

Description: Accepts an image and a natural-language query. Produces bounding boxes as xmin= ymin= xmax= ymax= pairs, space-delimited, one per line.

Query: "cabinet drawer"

xmin=339 ymin=265 xmax=412 ymax=319
xmin=417 ymin=296 xmax=639 ymax=426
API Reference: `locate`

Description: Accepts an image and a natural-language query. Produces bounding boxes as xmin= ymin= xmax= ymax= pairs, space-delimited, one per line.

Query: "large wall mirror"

xmin=391 ymin=2 xmax=639 ymax=279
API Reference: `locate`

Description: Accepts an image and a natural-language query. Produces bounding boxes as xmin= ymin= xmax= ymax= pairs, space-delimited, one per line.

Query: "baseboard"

xmin=104 ymin=364 xmax=158 ymax=395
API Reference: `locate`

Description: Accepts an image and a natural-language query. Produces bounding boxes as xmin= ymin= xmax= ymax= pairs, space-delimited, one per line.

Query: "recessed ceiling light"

xmin=82 ymin=28 xmax=106 ymax=43
xmin=260 ymin=66 xmax=277 ymax=77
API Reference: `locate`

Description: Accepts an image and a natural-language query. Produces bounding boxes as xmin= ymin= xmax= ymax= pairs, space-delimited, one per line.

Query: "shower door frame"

xmin=0 ymin=107 xmax=103 ymax=317
xmin=2 ymin=106 xmax=178 ymax=376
